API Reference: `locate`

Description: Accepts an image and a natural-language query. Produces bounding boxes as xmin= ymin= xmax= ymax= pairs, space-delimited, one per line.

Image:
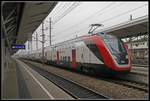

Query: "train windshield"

xmin=104 ymin=38 xmax=128 ymax=64
xmin=103 ymin=38 xmax=126 ymax=54
xmin=96 ymin=32 xmax=129 ymax=64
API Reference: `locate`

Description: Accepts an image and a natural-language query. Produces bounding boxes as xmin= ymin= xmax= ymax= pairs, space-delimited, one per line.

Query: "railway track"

xmin=79 ymin=72 xmax=148 ymax=93
xmin=132 ymin=64 xmax=148 ymax=67
xmin=71 ymin=69 xmax=148 ymax=92
xmin=23 ymin=59 xmax=148 ymax=93
xmin=100 ymin=77 xmax=148 ymax=92
xmin=23 ymin=60 xmax=110 ymax=99
xmin=112 ymin=74 xmax=148 ymax=92
xmin=82 ymin=71 xmax=149 ymax=92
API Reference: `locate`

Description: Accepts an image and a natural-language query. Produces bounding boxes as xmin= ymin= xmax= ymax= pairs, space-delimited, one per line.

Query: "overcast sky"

xmin=17 ymin=1 xmax=148 ymax=54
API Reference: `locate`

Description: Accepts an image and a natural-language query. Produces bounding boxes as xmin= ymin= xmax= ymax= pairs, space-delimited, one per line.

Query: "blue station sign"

xmin=11 ymin=45 xmax=25 ymax=49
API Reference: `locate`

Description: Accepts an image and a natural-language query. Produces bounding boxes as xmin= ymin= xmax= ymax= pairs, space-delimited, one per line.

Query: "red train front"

xmin=82 ymin=32 xmax=132 ymax=74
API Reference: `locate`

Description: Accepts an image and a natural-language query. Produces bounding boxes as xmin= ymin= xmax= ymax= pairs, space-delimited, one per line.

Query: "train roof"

xmin=35 ymin=33 xmax=120 ymax=51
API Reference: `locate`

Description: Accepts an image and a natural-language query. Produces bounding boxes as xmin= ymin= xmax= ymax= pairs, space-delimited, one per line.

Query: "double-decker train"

xmin=20 ymin=32 xmax=131 ymax=75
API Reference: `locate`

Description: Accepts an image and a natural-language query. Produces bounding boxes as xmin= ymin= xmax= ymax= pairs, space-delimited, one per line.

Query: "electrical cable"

xmin=54 ymin=3 xmax=148 ymax=38
xmin=53 ymin=2 xmax=81 ymax=25
xmin=98 ymin=4 xmax=148 ymax=24
xmin=53 ymin=2 xmax=118 ymax=35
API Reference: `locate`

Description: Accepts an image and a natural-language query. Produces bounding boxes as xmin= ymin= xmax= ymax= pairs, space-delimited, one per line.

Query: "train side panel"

xmin=45 ymin=38 xmax=104 ymax=71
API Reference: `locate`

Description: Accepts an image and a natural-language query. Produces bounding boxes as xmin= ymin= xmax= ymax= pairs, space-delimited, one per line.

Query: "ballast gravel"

xmin=22 ymin=60 xmax=148 ymax=99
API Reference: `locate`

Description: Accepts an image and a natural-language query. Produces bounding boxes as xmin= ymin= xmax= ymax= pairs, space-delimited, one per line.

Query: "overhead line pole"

xmin=41 ymin=21 xmax=45 ymax=67
xmin=49 ymin=17 xmax=51 ymax=46
xmin=36 ymin=32 xmax=38 ymax=50
xmin=31 ymin=37 xmax=32 ymax=51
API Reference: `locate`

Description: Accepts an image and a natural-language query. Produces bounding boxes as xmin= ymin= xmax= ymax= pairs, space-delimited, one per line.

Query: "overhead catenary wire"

xmin=39 ymin=2 xmax=118 ymax=42
xmin=51 ymin=3 xmax=68 ymax=18
xmin=53 ymin=2 xmax=81 ymax=25
xmin=97 ymin=3 xmax=148 ymax=24
xmin=52 ymin=3 xmax=75 ymax=24
xmin=42 ymin=2 xmax=80 ymax=38
xmin=40 ymin=2 xmax=81 ymax=45
xmin=52 ymin=2 xmax=119 ymax=35
xmin=28 ymin=3 xmax=148 ymax=50
xmin=54 ymin=3 xmax=148 ymax=39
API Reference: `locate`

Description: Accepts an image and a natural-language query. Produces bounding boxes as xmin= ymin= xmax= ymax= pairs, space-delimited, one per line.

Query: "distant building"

xmin=124 ymin=39 xmax=148 ymax=65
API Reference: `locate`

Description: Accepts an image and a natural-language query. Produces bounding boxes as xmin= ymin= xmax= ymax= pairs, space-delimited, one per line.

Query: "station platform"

xmin=2 ymin=56 xmax=74 ymax=99
xmin=2 ymin=55 xmax=19 ymax=99
xmin=2 ymin=55 xmax=148 ymax=99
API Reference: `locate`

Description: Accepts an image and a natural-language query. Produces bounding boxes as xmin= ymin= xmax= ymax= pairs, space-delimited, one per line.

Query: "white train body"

xmin=21 ymin=34 xmax=131 ymax=74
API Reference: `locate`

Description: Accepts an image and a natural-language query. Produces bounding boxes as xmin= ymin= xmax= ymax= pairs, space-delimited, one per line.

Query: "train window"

xmin=65 ymin=56 xmax=67 ymax=61
xmin=87 ymin=43 xmax=103 ymax=62
xmin=81 ymin=53 xmax=83 ymax=58
xmin=68 ymin=56 xmax=70 ymax=62
xmin=104 ymin=38 xmax=127 ymax=53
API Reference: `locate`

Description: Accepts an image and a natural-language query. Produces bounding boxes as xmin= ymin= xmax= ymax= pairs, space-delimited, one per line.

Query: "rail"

xmin=22 ymin=60 xmax=110 ymax=99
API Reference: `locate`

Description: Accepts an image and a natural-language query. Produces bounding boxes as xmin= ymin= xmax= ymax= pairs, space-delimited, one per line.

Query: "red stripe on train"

xmin=57 ymin=51 xmax=59 ymax=64
xmin=71 ymin=49 xmax=77 ymax=69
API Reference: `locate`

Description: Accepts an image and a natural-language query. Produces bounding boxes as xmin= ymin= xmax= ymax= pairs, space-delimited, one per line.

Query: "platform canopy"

xmin=2 ymin=1 xmax=58 ymax=54
xmin=96 ymin=15 xmax=148 ymax=38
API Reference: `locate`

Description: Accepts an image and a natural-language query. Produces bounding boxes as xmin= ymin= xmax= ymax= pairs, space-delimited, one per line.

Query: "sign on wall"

xmin=11 ymin=45 xmax=25 ymax=49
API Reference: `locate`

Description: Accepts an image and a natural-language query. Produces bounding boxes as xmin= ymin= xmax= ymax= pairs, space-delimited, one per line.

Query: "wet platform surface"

xmin=2 ymin=57 xmax=74 ymax=100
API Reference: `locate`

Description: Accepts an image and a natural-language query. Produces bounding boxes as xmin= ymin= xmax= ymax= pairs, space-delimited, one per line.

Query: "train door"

xmin=81 ymin=47 xmax=84 ymax=63
xmin=72 ymin=49 xmax=77 ymax=69
xmin=45 ymin=52 xmax=47 ymax=61
xmin=57 ymin=51 xmax=59 ymax=64
xmin=81 ymin=45 xmax=90 ymax=64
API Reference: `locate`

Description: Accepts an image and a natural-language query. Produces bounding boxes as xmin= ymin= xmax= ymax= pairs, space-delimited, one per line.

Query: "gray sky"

xmin=17 ymin=1 xmax=148 ymax=54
